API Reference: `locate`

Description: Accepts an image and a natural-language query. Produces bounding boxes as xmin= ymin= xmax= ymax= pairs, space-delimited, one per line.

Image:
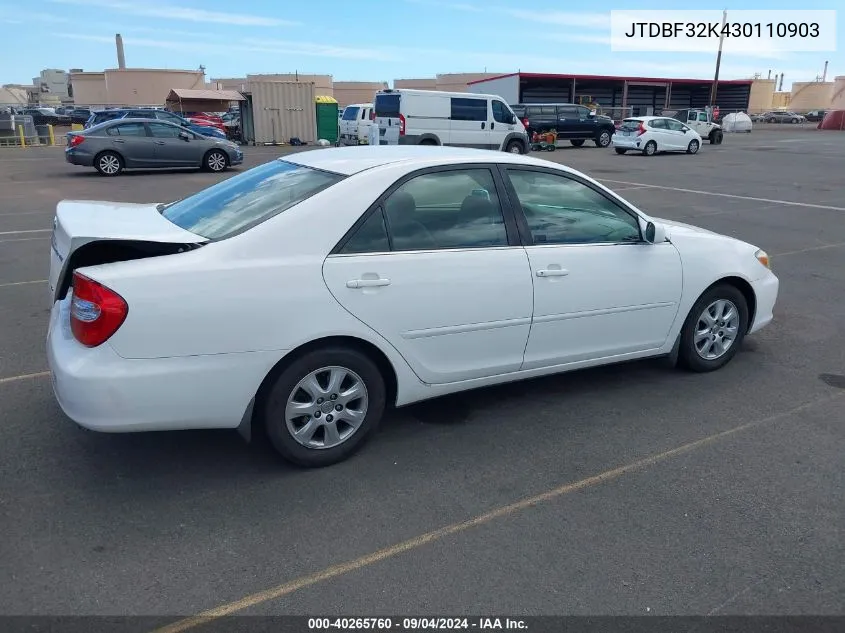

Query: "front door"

xmin=104 ymin=121 xmax=155 ymax=167
xmin=500 ymin=167 xmax=683 ymax=369
xmin=491 ymin=99 xmax=516 ymax=150
xmin=147 ymin=122 xmax=200 ymax=166
xmin=664 ymin=117 xmax=691 ymax=149
xmin=322 ymin=165 xmax=533 ymax=384
xmin=449 ymin=97 xmax=491 ymax=149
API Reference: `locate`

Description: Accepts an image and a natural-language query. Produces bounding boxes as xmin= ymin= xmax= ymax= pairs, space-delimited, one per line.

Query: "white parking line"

xmin=0 ymin=371 xmax=51 ymax=385
xmin=775 ymin=242 xmax=845 ymax=257
xmin=599 ymin=179 xmax=845 ymax=212
xmin=0 ymin=279 xmax=47 ymax=288
xmin=611 ymin=185 xmax=651 ymax=192
xmin=0 ymin=229 xmax=51 ymax=236
xmin=0 ymin=210 xmax=52 ymax=217
xmin=0 ymin=236 xmax=50 ymax=243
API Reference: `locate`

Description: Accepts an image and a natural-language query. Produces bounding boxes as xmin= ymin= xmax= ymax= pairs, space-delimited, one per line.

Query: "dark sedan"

xmin=65 ymin=118 xmax=243 ymax=176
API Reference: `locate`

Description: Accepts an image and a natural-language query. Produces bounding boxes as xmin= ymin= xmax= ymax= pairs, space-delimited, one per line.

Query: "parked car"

xmin=339 ymin=103 xmax=374 ymax=145
xmin=510 ymin=103 xmax=616 ymax=149
xmin=85 ymin=108 xmax=227 ymax=139
xmin=182 ymin=112 xmax=226 ymax=132
xmin=612 ymin=116 xmax=703 ymax=156
xmin=665 ymin=109 xmax=724 ymax=144
xmin=69 ymin=108 xmax=92 ymax=125
xmin=805 ymin=110 xmax=827 ymax=122
xmin=46 ymin=145 xmax=778 ymax=467
xmin=64 ymin=118 xmax=242 ymax=176
xmin=763 ymin=111 xmax=806 ymax=124
xmin=374 ymin=88 xmax=529 ymax=154
xmin=19 ymin=107 xmax=60 ymax=126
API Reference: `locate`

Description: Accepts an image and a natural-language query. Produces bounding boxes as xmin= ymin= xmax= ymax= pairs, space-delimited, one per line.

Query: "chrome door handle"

xmin=154 ymin=140 xmax=166 ymax=145
xmin=112 ymin=139 xmax=125 ymax=143
xmin=536 ymin=269 xmax=569 ymax=277
xmin=346 ymin=278 xmax=390 ymax=288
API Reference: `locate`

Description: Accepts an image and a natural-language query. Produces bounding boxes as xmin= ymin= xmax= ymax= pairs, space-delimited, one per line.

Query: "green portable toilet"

xmin=315 ymin=95 xmax=339 ymax=144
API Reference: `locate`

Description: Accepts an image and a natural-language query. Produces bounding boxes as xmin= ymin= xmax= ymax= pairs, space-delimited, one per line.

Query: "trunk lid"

xmin=49 ymin=200 xmax=207 ymax=303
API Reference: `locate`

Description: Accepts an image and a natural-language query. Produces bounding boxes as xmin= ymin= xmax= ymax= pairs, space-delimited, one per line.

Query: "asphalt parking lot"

xmin=1 ymin=129 xmax=844 ymax=629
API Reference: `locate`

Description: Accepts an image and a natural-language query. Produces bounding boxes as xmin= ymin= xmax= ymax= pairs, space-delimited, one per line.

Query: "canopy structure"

xmin=165 ymin=88 xmax=245 ymax=113
xmin=722 ymin=112 xmax=753 ymax=133
xmin=818 ymin=110 xmax=845 ymax=130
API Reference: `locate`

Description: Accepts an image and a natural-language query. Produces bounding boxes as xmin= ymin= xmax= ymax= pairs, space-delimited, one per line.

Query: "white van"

xmin=374 ymin=89 xmax=529 ymax=153
xmin=339 ymin=103 xmax=374 ymax=145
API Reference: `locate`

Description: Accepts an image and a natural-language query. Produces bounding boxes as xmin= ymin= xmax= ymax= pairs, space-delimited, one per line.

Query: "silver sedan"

xmin=65 ymin=118 xmax=243 ymax=176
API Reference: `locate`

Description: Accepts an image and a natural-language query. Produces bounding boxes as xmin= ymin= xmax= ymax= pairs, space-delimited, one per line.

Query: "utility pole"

xmin=709 ymin=9 xmax=728 ymax=106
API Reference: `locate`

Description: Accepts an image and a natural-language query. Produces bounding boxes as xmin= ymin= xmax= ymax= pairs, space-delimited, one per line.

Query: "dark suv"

xmin=511 ymin=103 xmax=616 ymax=148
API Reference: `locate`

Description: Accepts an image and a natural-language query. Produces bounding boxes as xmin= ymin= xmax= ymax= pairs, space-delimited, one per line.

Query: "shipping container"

xmin=245 ymin=80 xmax=317 ymax=145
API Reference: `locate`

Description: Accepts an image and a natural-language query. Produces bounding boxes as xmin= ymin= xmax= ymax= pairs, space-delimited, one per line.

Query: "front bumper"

xmin=748 ymin=271 xmax=779 ymax=334
xmin=47 ymin=296 xmax=281 ymax=433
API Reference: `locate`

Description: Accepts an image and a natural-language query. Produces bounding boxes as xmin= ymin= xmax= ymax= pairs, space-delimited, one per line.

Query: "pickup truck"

xmin=511 ymin=103 xmax=616 ymax=148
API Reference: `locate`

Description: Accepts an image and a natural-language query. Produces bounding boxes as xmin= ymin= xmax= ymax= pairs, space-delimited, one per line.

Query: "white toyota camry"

xmin=47 ymin=146 xmax=779 ymax=467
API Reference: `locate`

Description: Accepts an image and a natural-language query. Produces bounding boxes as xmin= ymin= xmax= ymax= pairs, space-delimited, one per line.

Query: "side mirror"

xmin=645 ymin=221 xmax=667 ymax=244
xmin=508 ymin=115 xmax=517 ymax=125
xmin=178 ymin=131 xmax=191 ymax=141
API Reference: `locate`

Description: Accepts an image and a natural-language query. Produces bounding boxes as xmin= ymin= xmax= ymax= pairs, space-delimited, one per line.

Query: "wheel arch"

xmin=701 ymin=275 xmax=757 ymax=331
xmin=203 ymin=147 xmax=230 ymax=167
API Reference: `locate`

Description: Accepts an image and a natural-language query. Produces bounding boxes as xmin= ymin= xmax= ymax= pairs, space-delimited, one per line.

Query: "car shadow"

xmin=64 ymin=168 xmax=240 ymax=178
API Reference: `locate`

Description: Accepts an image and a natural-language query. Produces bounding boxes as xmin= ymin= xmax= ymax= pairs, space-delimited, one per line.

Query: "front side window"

xmin=160 ymin=160 xmax=344 ymax=240
xmin=492 ymin=101 xmax=512 ymax=123
xmin=576 ymin=106 xmax=591 ymax=118
xmin=107 ymin=122 xmax=147 ymax=137
xmin=450 ymin=98 xmax=487 ymax=122
xmin=698 ymin=112 xmax=708 ymax=122
xmin=506 ymin=169 xmax=641 ymax=245
xmin=665 ymin=118 xmax=686 ymax=131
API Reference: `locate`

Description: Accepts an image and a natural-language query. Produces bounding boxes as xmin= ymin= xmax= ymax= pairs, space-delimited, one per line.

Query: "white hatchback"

xmin=612 ymin=116 xmax=703 ymax=156
xmin=47 ymin=146 xmax=778 ymax=468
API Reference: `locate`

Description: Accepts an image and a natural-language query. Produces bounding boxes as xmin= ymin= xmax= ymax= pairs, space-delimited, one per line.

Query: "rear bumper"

xmin=47 ymin=296 xmax=283 ymax=433
xmin=611 ymin=135 xmax=642 ymax=150
xmin=65 ymin=147 xmax=94 ymax=166
xmin=748 ymin=271 xmax=779 ymax=334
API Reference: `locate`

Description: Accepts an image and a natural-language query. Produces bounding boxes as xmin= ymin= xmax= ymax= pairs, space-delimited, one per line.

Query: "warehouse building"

xmin=467 ymin=72 xmax=754 ymax=115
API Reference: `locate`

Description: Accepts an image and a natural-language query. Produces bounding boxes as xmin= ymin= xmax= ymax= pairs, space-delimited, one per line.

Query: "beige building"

xmin=394 ymin=78 xmax=437 ymax=90
xmin=332 ymin=81 xmax=388 ymax=106
xmin=748 ymin=79 xmax=776 ymax=112
xmin=832 ymin=76 xmax=845 ymax=110
xmin=70 ymin=68 xmax=206 ymax=107
xmin=788 ymin=81 xmax=834 ymax=111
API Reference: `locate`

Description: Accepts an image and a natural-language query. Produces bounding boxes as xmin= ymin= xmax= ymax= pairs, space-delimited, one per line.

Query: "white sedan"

xmin=47 ymin=146 xmax=779 ymax=467
xmin=612 ymin=116 xmax=703 ymax=156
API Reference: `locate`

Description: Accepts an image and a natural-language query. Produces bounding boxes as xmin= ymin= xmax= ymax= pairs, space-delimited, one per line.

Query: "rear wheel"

xmin=642 ymin=140 xmax=657 ymax=156
xmin=595 ymin=130 xmax=612 ymax=147
xmin=262 ymin=347 xmax=387 ymax=467
xmin=678 ymin=284 xmax=749 ymax=373
xmin=570 ymin=139 xmax=585 ymax=147
xmin=505 ymin=140 xmax=523 ymax=154
xmin=790 ymin=118 xmax=799 ymax=124
xmin=419 ymin=138 xmax=437 ymax=146
xmin=94 ymin=151 xmax=123 ymax=176
xmin=686 ymin=139 xmax=700 ymax=154
xmin=614 ymin=148 xmax=627 ymax=155
xmin=204 ymin=150 xmax=228 ymax=172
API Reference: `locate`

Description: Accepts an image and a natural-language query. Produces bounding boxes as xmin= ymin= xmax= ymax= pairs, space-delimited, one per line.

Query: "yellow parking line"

xmin=0 ymin=371 xmax=51 ymax=385
xmin=0 ymin=279 xmax=47 ymax=289
xmin=149 ymin=391 xmax=844 ymax=633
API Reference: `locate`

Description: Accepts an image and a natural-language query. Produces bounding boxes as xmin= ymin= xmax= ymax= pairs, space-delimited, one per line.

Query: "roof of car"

xmin=282 ymin=145 xmax=562 ymax=177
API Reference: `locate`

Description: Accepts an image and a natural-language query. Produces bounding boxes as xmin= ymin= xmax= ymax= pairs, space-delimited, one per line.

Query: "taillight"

xmin=68 ymin=135 xmax=85 ymax=147
xmin=522 ymin=118 xmax=530 ymax=127
xmin=637 ymin=122 xmax=647 ymax=136
xmin=399 ymin=113 xmax=406 ymax=136
xmin=70 ymin=272 xmax=128 ymax=347
xmin=370 ymin=110 xmax=376 ymax=121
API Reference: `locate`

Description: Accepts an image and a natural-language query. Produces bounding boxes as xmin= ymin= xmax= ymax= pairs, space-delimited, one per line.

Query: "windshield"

xmin=619 ymin=119 xmax=642 ymax=130
xmin=342 ymin=107 xmax=360 ymax=121
xmin=160 ymin=160 xmax=344 ymax=240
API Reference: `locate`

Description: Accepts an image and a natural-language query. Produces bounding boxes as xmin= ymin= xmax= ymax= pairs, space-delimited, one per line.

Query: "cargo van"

xmin=374 ymin=89 xmax=529 ymax=153
xmin=339 ymin=103 xmax=374 ymax=145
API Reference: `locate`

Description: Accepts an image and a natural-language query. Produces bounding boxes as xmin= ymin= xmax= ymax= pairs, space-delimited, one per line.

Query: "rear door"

xmin=148 ymin=122 xmax=201 ymax=166
xmin=449 ymin=97 xmax=491 ymax=148
xmin=375 ymin=92 xmax=401 ymax=145
xmin=358 ymin=106 xmax=373 ymax=143
xmin=105 ymin=121 xmax=155 ymax=167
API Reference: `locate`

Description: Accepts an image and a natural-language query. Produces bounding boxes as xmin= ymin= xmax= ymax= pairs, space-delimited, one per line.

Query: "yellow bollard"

xmin=48 ymin=124 xmax=55 ymax=146
xmin=18 ymin=125 xmax=25 ymax=148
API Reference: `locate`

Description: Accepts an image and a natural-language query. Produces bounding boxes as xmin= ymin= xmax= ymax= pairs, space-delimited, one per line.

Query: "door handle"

xmin=346 ymin=278 xmax=390 ymax=288
xmin=154 ymin=140 xmax=166 ymax=145
xmin=112 ymin=139 xmax=125 ymax=143
xmin=481 ymin=122 xmax=486 ymax=129
xmin=536 ymin=269 xmax=569 ymax=277
xmin=491 ymin=122 xmax=495 ymax=129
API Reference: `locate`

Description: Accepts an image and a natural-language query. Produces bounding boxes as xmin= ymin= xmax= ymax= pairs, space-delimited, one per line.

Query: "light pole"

xmin=709 ymin=9 xmax=728 ymax=107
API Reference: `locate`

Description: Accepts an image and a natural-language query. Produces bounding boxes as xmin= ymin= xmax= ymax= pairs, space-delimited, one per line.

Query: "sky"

xmin=0 ymin=0 xmax=841 ymax=89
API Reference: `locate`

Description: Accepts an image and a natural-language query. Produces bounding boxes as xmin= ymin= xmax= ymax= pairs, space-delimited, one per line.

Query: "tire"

xmin=419 ymin=138 xmax=437 ymax=146
xmin=686 ymin=139 xmax=700 ymax=154
xmin=790 ymin=118 xmax=799 ymax=124
xmin=570 ymin=139 xmax=585 ymax=147
xmin=709 ymin=130 xmax=723 ymax=145
xmin=505 ymin=140 xmax=523 ymax=154
xmin=595 ymin=130 xmax=612 ymax=147
xmin=678 ymin=284 xmax=749 ymax=373
xmin=94 ymin=151 xmax=123 ymax=176
xmin=262 ymin=346 xmax=387 ymax=467
xmin=204 ymin=149 xmax=228 ymax=172
xmin=642 ymin=140 xmax=657 ymax=156
xmin=615 ymin=148 xmax=627 ymax=155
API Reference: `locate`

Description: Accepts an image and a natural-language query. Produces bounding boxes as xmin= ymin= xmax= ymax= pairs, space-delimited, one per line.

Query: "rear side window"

xmin=106 ymin=122 xmax=147 ymax=136
xmin=160 ymin=160 xmax=344 ymax=240
xmin=451 ymin=98 xmax=487 ymax=121
xmin=342 ymin=107 xmax=360 ymax=121
xmin=375 ymin=94 xmax=400 ymax=117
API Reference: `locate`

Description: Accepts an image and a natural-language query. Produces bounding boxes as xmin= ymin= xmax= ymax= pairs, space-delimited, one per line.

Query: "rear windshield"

xmin=619 ymin=119 xmax=642 ymax=130
xmin=375 ymin=94 xmax=400 ymax=117
xmin=342 ymin=106 xmax=360 ymax=120
xmin=160 ymin=160 xmax=344 ymax=240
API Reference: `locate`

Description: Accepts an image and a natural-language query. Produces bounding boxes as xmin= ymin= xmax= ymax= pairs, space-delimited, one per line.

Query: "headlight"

xmin=755 ymin=249 xmax=771 ymax=269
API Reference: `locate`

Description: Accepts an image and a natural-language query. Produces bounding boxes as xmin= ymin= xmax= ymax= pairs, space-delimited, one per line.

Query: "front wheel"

xmin=262 ymin=347 xmax=387 ymax=467
xmin=570 ymin=139 xmax=585 ymax=147
xmin=505 ymin=140 xmax=524 ymax=154
xmin=678 ymin=284 xmax=749 ymax=373
xmin=204 ymin=149 xmax=228 ymax=172
xmin=686 ymin=139 xmax=700 ymax=154
xmin=642 ymin=140 xmax=657 ymax=156
xmin=595 ymin=130 xmax=612 ymax=147
xmin=791 ymin=118 xmax=799 ymax=124
xmin=615 ymin=148 xmax=627 ymax=155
